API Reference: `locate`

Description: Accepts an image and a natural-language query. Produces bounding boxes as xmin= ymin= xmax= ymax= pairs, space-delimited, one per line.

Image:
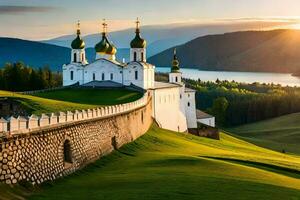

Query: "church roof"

xmin=151 ymin=81 xmax=181 ymax=89
xmin=130 ymin=18 xmax=147 ymax=49
xmin=71 ymin=22 xmax=85 ymax=49
xmin=185 ymin=87 xmax=196 ymax=93
xmin=196 ymin=110 xmax=214 ymax=119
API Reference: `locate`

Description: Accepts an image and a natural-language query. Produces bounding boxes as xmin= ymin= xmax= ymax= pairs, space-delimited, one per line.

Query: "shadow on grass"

xmin=200 ymin=156 xmax=300 ymax=179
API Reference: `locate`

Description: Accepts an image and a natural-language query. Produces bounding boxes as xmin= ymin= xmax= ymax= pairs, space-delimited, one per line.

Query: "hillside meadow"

xmin=228 ymin=112 xmax=300 ymax=155
xmin=1 ymin=125 xmax=300 ymax=200
xmin=0 ymin=88 xmax=143 ymax=115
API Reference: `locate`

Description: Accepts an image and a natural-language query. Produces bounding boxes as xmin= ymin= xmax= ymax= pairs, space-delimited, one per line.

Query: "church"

xmin=62 ymin=19 xmax=200 ymax=132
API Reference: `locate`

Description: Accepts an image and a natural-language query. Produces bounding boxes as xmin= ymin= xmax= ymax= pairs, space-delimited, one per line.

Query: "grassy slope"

xmin=227 ymin=112 xmax=300 ymax=155
xmin=3 ymin=125 xmax=300 ymax=200
xmin=0 ymin=88 xmax=142 ymax=115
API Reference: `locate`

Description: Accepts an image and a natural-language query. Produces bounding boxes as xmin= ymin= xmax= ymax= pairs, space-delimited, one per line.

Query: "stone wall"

xmin=0 ymin=96 xmax=152 ymax=185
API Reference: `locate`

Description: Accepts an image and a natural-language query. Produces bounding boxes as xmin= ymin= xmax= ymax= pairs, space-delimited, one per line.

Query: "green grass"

xmin=2 ymin=125 xmax=300 ymax=200
xmin=0 ymin=88 xmax=143 ymax=115
xmin=227 ymin=112 xmax=300 ymax=155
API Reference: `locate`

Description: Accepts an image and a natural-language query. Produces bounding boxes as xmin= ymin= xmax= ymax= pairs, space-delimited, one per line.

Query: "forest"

xmin=185 ymin=79 xmax=300 ymax=127
xmin=0 ymin=62 xmax=62 ymax=91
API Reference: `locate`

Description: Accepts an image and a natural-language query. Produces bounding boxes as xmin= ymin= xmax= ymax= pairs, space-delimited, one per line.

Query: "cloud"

xmin=216 ymin=17 xmax=300 ymax=23
xmin=0 ymin=6 xmax=56 ymax=15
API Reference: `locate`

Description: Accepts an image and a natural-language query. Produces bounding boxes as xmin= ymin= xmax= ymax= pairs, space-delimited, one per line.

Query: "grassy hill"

xmin=1 ymin=125 xmax=300 ymax=200
xmin=0 ymin=88 xmax=142 ymax=115
xmin=149 ymin=29 xmax=300 ymax=73
xmin=227 ymin=113 xmax=300 ymax=155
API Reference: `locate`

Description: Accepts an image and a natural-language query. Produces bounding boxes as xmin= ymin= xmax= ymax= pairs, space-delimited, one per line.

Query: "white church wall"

xmin=151 ymin=87 xmax=187 ymax=132
xmin=63 ymin=64 xmax=84 ymax=86
xmin=123 ymin=64 xmax=144 ymax=88
xmin=184 ymin=91 xmax=198 ymax=129
xmin=83 ymin=59 xmax=123 ymax=84
xmin=198 ymin=117 xmax=215 ymax=128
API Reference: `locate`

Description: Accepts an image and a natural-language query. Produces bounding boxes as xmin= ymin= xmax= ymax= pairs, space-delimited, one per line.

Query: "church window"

xmin=175 ymin=77 xmax=178 ymax=82
xmin=180 ymin=94 xmax=182 ymax=99
xmin=82 ymin=53 xmax=84 ymax=62
xmin=63 ymin=140 xmax=72 ymax=164
xmin=102 ymin=73 xmax=105 ymax=81
xmin=141 ymin=52 xmax=144 ymax=62
xmin=70 ymin=71 xmax=74 ymax=80
xmin=134 ymin=52 xmax=137 ymax=61
xmin=110 ymin=73 xmax=113 ymax=80
xmin=73 ymin=53 xmax=77 ymax=62
xmin=135 ymin=71 xmax=138 ymax=80
xmin=188 ymin=102 xmax=190 ymax=107
xmin=93 ymin=73 xmax=96 ymax=81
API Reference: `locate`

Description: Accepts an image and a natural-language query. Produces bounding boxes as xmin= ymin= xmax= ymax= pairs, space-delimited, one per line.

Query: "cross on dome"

xmin=102 ymin=19 xmax=108 ymax=34
xmin=135 ymin=17 xmax=140 ymax=33
xmin=76 ymin=20 xmax=81 ymax=35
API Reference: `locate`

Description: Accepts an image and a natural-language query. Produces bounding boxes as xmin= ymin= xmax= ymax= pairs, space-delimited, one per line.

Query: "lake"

xmin=156 ymin=67 xmax=300 ymax=87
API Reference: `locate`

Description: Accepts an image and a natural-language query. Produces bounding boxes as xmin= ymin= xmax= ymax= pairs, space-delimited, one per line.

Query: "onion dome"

xmin=95 ymin=20 xmax=109 ymax=54
xmin=95 ymin=32 xmax=109 ymax=53
xmin=171 ymin=48 xmax=180 ymax=73
xmin=106 ymin=42 xmax=117 ymax=55
xmin=71 ymin=21 xmax=85 ymax=49
xmin=130 ymin=18 xmax=147 ymax=48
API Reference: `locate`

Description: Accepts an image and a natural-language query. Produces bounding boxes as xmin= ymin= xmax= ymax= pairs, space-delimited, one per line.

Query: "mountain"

xmin=149 ymin=29 xmax=300 ymax=73
xmin=0 ymin=38 xmax=70 ymax=71
xmin=43 ymin=22 xmax=284 ymax=58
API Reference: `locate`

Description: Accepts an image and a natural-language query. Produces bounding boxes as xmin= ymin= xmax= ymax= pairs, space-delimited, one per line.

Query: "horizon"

xmin=2 ymin=0 xmax=300 ymax=40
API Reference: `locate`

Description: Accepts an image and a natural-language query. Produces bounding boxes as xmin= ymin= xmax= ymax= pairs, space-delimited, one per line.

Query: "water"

xmin=156 ymin=67 xmax=300 ymax=87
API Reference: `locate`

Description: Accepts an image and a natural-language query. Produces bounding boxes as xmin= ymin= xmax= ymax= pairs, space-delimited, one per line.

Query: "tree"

xmin=208 ymin=97 xmax=229 ymax=126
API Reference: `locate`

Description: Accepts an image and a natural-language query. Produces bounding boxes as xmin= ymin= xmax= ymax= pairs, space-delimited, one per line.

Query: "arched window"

xmin=82 ymin=53 xmax=84 ymax=62
xmin=63 ymin=140 xmax=72 ymax=163
xmin=134 ymin=52 xmax=137 ymax=61
xmin=141 ymin=112 xmax=144 ymax=124
xmin=70 ymin=71 xmax=74 ymax=81
xmin=175 ymin=77 xmax=178 ymax=82
xmin=135 ymin=71 xmax=138 ymax=80
xmin=188 ymin=102 xmax=190 ymax=107
xmin=141 ymin=52 xmax=144 ymax=62
xmin=73 ymin=53 xmax=77 ymax=62
xmin=93 ymin=73 xmax=96 ymax=81
xmin=110 ymin=73 xmax=113 ymax=80
xmin=102 ymin=73 xmax=105 ymax=81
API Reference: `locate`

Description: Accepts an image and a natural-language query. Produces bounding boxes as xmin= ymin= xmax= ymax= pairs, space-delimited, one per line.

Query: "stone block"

xmin=28 ymin=115 xmax=39 ymax=129
xmin=39 ymin=114 xmax=50 ymax=127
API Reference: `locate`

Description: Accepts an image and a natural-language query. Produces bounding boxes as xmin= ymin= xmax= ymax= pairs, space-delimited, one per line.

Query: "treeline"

xmin=0 ymin=62 xmax=62 ymax=92
xmin=185 ymin=79 xmax=300 ymax=127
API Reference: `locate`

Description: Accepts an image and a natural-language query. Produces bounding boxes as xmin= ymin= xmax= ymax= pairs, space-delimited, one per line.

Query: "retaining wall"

xmin=0 ymin=93 xmax=152 ymax=185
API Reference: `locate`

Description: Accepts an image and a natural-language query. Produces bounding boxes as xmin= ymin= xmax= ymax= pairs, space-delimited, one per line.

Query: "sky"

xmin=1 ymin=0 xmax=300 ymax=40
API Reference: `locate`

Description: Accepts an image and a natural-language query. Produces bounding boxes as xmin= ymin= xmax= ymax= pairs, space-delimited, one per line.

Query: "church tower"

xmin=95 ymin=20 xmax=117 ymax=60
xmin=169 ymin=48 xmax=182 ymax=84
xmin=130 ymin=18 xmax=147 ymax=62
xmin=71 ymin=21 xmax=87 ymax=64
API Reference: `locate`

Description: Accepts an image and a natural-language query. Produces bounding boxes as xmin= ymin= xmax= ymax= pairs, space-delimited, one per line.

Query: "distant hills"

xmin=3 ymin=29 xmax=300 ymax=73
xmin=43 ymin=22 xmax=273 ymax=59
xmin=149 ymin=29 xmax=300 ymax=73
xmin=0 ymin=38 xmax=69 ymax=71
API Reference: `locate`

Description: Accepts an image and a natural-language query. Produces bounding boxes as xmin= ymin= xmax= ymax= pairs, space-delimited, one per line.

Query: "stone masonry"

xmin=0 ymin=96 xmax=152 ymax=185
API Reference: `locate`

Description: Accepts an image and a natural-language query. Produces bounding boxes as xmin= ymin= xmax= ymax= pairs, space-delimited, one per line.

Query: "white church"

xmin=63 ymin=20 xmax=213 ymax=132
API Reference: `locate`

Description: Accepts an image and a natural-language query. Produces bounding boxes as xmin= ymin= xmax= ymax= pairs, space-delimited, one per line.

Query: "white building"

xmin=63 ymin=19 xmax=200 ymax=132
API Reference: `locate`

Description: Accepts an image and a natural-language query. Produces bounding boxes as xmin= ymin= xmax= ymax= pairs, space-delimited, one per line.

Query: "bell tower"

xmin=169 ymin=48 xmax=182 ymax=84
xmin=130 ymin=18 xmax=147 ymax=62
xmin=71 ymin=21 xmax=87 ymax=64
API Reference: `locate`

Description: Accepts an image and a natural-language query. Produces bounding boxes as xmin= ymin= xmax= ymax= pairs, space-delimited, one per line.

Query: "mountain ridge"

xmin=149 ymin=29 xmax=300 ymax=73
